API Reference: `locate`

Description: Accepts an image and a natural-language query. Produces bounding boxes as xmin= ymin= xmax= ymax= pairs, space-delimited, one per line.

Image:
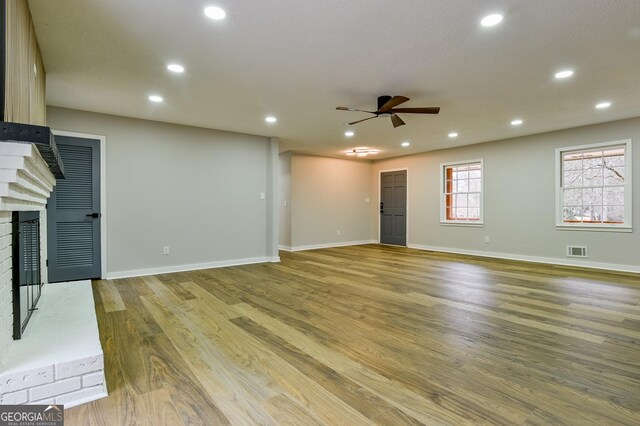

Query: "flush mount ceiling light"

xmin=148 ymin=95 xmax=163 ymax=103
xmin=265 ymin=116 xmax=277 ymax=123
xmin=344 ymin=130 xmax=355 ymax=137
xmin=481 ymin=14 xmax=503 ymax=27
xmin=401 ymin=141 xmax=410 ymax=147
xmin=448 ymin=132 xmax=459 ymax=138
xmin=511 ymin=119 xmax=523 ymax=126
xmin=345 ymin=147 xmax=379 ymax=157
xmin=595 ymin=101 xmax=612 ymax=109
xmin=204 ymin=6 xmax=226 ymax=20
xmin=554 ymin=69 xmax=574 ymax=79
xmin=167 ymin=64 xmax=185 ymax=73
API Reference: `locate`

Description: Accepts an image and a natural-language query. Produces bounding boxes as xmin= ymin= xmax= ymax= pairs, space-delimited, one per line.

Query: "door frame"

xmin=52 ymin=130 xmax=107 ymax=279
xmin=377 ymin=168 xmax=409 ymax=246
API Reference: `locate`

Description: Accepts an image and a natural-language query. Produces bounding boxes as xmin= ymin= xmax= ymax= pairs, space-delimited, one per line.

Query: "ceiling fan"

xmin=336 ymin=95 xmax=440 ymax=128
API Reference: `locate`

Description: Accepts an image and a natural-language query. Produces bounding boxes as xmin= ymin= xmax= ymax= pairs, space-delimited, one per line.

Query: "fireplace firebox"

xmin=12 ymin=211 xmax=42 ymax=340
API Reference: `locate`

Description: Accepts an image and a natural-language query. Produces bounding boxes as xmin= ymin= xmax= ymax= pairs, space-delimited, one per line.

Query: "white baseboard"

xmin=407 ymin=243 xmax=640 ymax=274
xmin=105 ymin=256 xmax=274 ymax=280
xmin=286 ymin=240 xmax=377 ymax=252
xmin=279 ymin=245 xmax=292 ymax=252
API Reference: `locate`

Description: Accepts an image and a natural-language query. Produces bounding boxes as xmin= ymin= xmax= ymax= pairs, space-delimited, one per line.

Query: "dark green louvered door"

xmin=47 ymin=136 xmax=101 ymax=282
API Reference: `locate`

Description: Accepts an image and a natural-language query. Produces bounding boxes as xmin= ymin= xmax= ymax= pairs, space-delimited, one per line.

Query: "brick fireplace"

xmin=0 ymin=124 xmax=107 ymax=407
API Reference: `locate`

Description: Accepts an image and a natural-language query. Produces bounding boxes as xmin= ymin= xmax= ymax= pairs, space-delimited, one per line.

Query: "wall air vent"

xmin=567 ymin=246 xmax=588 ymax=258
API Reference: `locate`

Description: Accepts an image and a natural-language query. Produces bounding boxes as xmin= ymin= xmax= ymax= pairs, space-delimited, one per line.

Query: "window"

xmin=440 ymin=160 xmax=483 ymax=225
xmin=556 ymin=140 xmax=632 ymax=230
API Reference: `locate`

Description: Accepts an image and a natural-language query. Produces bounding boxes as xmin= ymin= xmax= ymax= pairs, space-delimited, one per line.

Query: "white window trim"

xmin=439 ymin=159 xmax=484 ymax=226
xmin=555 ymin=139 xmax=632 ymax=233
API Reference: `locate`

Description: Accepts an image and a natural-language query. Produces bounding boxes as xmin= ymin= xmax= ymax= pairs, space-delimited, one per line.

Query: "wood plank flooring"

xmin=65 ymin=245 xmax=640 ymax=425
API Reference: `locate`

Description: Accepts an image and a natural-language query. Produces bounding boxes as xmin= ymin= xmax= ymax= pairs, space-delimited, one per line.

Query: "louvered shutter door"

xmin=56 ymin=145 xmax=93 ymax=210
xmin=47 ymin=136 xmax=101 ymax=282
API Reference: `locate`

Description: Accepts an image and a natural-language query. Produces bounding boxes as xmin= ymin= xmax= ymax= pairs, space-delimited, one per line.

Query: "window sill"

xmin=555 ymin=225 xmax=632 ymax=233
xmin=440 ymin=222 xmax=484 ymax=228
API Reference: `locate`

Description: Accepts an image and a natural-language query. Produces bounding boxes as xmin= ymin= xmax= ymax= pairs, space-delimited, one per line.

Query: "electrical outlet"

xmin=337 ymin=230 xmax=341 ymax=236
xmin=364 ymin=197 xmax=370 ymax=203
xmin=260 ymin=192 xmax=266 ymax=200
xmin=484 ymin=236 xmax=490 ymax=244
xmin=163 ymin=246 xmax=170 ymax=255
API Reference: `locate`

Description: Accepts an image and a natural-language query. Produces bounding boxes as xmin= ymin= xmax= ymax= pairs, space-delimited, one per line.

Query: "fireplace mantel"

xmin=0 ymin=142 xmax=57 ymax=211
xmin=0 ymin=122 xmax=65 ymax=179
xmin=0 ymin=121 xmax=64 ymax=212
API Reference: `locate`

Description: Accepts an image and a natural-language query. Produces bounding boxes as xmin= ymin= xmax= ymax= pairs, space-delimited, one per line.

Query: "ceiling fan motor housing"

xmin=377 ymin=95 xmax=392 ymax=111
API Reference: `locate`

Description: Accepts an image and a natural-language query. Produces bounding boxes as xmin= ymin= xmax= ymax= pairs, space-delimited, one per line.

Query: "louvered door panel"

xmin=47 ymin=136 xmax=101 ymax=282
xmin=56 ymin=145 xmax=93 ymax=209
xmin=56 ymin=222 xmax=94 ymax=267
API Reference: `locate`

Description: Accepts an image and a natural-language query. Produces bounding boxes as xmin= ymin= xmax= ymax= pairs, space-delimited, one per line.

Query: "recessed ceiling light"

xmin=448 ymin=132 xmax=459 ymax=138
xmin=511 ymin=119 xmax=523 ymax=126
xmin=554 ymin=69 xmax=574 ymax=79
xmin=204 ymin=6 xmax=226 ymax=20
xmin=595 ymin=101 xmax=611 ymax=109
xmin=481 ymin=14 xmax=503 ymax=27
xmin=167 ymin=64 xmax=185 ymax=73
xmin=148 ymin=95 xmax=163 ymax=103
xmin=265 ymin=116 xmax=277 ymax=123
xmin=401 ymin=141 xmax=410 ymax=147
xmin=344 ymin=131 xmax=355 ymax=137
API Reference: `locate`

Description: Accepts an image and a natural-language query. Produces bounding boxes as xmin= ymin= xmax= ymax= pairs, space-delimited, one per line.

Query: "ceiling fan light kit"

xmin=336 ymin=95 xmax=440 ymax=128
xmin=345 ymin=147 xmax=379 ymax=157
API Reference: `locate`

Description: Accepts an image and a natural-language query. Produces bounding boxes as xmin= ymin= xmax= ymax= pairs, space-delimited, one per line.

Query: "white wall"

xmin=371 ymin=117 xmax=640 ymax=272
xmin=47 ymin=107 xmax=278 ymax=278
xmin=289 ymin=154 xmax=373 ymax=249
xmin=279 ymin=152 xmax=292 ymax=249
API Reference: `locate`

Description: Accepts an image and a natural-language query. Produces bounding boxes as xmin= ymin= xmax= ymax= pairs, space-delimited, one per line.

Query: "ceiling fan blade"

xmin=388 ymin=107 xmax=441 ymax=114
xmin=336 ymin=106 xmax=376 ymax=114
xmin=347 ymin=116 xmax=379 ymax=126
xmin=390 ymin=114 xmax=405 ymax=128
xmin=378 ymin=96 xmax=410 ymax=113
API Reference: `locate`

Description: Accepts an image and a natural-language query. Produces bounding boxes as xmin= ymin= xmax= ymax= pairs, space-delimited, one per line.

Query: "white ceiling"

xmin=28 ymin=0 xmax=640 ymax=159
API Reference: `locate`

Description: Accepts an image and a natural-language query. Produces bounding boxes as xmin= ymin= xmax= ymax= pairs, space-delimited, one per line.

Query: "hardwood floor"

xmin=67 ymin=244 xmax=640 ymax=425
